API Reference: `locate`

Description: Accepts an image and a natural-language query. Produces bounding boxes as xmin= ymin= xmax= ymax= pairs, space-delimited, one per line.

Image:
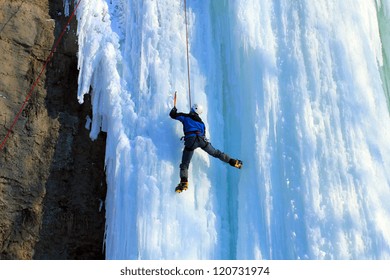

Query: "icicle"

xmin=63 ymin=0 xmax=70 ymax=17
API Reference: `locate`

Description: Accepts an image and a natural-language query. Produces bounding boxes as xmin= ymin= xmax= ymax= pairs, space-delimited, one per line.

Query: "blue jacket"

xmin=170 ymin=107 xmax=206 ymax=138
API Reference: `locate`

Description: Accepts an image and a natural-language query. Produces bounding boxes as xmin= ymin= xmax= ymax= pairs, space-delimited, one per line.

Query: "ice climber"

xmin=170 ymin=103 xmax=243 ymax=193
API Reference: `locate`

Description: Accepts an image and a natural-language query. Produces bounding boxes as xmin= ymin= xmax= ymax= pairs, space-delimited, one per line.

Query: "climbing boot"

xmin=175 ymin=181 xmax=189 ymax=193
xmin=229 ymin=159 xmax=243 ymax=169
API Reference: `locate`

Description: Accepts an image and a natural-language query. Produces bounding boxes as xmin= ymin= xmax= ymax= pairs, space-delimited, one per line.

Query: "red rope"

xmin=0 ymin=0 xmax=82 ymax=151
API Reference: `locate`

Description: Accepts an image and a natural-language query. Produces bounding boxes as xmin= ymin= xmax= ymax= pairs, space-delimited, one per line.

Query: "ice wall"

xmin=75 ymin=0 xmax=226 ymax=259
xmin=71 ymin=0 xmax=390 ymax=259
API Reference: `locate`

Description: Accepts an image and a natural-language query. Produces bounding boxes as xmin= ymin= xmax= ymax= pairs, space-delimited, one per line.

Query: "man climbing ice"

xmin=170 ymin=103 xmax=242 ymax=193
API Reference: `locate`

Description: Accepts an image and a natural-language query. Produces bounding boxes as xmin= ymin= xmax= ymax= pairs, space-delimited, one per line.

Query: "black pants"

xmin=180 ymin=136 xmax=231 ymax=181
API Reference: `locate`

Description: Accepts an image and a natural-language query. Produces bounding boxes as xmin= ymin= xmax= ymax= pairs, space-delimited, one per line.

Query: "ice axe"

xmin=173 ymin=91 xmax=177 ymax=108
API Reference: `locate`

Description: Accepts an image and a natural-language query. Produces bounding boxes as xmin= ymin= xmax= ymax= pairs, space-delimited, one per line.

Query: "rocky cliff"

xmin=0 ymin=0 xmax=106 ymax=259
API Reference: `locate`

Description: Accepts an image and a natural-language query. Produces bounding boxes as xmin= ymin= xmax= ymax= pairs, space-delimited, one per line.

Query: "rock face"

xmin=0 ymin=0 xmax=106 ymax=259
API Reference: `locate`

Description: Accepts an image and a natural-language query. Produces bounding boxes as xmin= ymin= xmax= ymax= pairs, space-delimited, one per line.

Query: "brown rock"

xmin=0 ymin=0 xmax=106 ymax=260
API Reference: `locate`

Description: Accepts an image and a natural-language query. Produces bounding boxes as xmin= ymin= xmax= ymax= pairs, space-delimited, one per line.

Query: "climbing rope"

xmin=183 ymin=0 xmax=192 ymax=109
xmin=0 ymin=0 xmax=82 ymax=151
